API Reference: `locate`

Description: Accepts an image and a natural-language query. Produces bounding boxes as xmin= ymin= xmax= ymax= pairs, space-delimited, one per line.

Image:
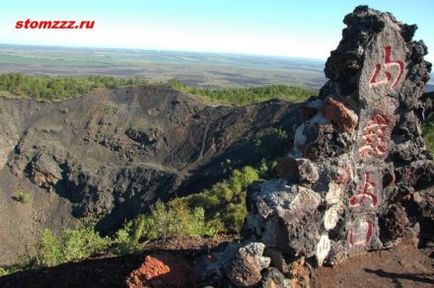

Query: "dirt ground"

xmin=313 ymin=244 xmax=434 ymax=288
xmin=0 ymin=237 xmax=432 ymax=288
xmin=0 ymin=235 xmax=235 ymax=288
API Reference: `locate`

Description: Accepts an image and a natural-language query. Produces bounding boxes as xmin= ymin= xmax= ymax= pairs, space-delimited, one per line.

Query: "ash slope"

xmin=0 ymin=85 xmax=302 ymax=265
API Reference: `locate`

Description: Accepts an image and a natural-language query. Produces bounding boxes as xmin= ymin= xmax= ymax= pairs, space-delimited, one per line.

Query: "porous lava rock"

xmin=126 ymin=254 xmax=192 ymax=288
xmin=225 ymin=242 xmax=271 ymax=287
xmin=246 ymin=5 xmax=433 ymax=269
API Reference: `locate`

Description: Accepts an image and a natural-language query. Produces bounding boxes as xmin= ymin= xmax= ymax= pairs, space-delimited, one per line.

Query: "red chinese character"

xmin=348 ymin=218 xmax=373 ymax=247
xmin=349 ymin=171 xmax=378 ymax=208
xmin=369 ymin=46 xmax=404 ymax=89
xmin=358 ymin=114 xmax=389 ymax=159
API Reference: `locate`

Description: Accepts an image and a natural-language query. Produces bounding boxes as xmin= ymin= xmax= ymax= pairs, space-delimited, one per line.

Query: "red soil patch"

xmin=126 ymin=253 xmax=193 ymax=288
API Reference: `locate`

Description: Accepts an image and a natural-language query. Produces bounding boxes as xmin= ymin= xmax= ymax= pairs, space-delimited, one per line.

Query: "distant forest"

xmin=0 ymin=73 xmax=148 ymax=100
xmin=0 ymin=73 xmax=312 ymax=105
xmin=167 ymin=79 xmax=312 ymax=105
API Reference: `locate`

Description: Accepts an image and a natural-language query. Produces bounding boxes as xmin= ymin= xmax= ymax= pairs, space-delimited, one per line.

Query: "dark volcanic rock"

xmin=0 ymin=86 xmax=302 ymax=265
xmin=246 ymin=5 xmax=433 ymax=268
xmin=260 ymin=267 xmax=290 ymax=288
xmin=226 ymin=252 xmax=263 ymax=287
xmin=224 ymin=242 xmax=271 ymax=287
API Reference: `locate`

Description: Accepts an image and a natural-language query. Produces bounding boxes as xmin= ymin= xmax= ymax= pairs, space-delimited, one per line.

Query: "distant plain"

xmin=0 ymin=44 xmax=432 ymax=92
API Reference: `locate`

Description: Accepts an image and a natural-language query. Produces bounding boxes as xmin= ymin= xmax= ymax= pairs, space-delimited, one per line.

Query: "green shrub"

xmin=62 ymin=227 xmax=111 ymax=262
xmin=228 ymin=166 xmax=259 ymax=193
xmin=114 ymin=214 xmax=151 ymax=255
xmin=183 ymin=207 xmax=214 ymax=236
xmin=149 ymin=201 xmax=180 ymax=239
xmin=169 ymin=166 xmax=259 ymax=233
xmin=37 ymin=229 xmax=62 ymax=267
xmin=224 ymin=202 xmax=248 ymax=232
xmin=114 ymin=201 xmax=216 ymax=255
xmin=12 ymin=189 xmax=31 ymax=204
xmin=37 ymin=226 xmax=110 ymax=267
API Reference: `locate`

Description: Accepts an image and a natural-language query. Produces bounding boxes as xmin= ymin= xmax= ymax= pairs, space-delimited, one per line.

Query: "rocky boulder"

xmin=246 ymin=5 xmax=433 ymax=268
xmin=225 ymin=242 xmax=271 ymax=287
xmin=126 ymin=254 xmax=192 ymax=288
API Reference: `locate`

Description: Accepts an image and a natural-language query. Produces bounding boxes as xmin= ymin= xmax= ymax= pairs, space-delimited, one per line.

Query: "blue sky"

xmin=1 ymin=0 xmax=433 ymax=62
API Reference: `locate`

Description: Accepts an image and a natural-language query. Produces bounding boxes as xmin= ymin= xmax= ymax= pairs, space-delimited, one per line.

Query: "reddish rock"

xmin=289 ymin=258 xmax=311 ymax=288
xmin=321 ymin=97 xmax=358 ymax=132
xmin=126 ymin=254 xmax=192 ymax=288
xmin=335 ymin=165 xmax=352 ymax=185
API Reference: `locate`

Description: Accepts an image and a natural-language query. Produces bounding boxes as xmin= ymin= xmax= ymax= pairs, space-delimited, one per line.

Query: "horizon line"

xmin=0 ymin=42 xmax=328 ymax=63
xmin=0 ymin=42 xmax=433 ymax=82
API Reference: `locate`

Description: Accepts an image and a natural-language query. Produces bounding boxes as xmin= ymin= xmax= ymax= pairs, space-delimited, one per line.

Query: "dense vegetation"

xmin=37 ymin=227 xmax=111 ymax=267
xmin=0 ymin=73 xmax=312 ymax=104
xmin=168 ymin=79 xmax=312 ymax=105
xmin=0 ymin=73 xmax=149 ymax=100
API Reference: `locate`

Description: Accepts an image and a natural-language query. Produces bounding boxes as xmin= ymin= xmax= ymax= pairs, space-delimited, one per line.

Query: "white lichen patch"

xmin=316 ymin=234 xmax=331 ymax=266
xmin=324 ymin=205 xmax=342 ymax=230
xmin=290 ymin=186 xmax=321 ymax=211
xmin=325 ymin=182 xmax=343 ymax=205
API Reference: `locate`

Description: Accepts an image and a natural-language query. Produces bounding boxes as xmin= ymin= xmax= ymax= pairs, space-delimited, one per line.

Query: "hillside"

xmin=0 ymin=84 xmax=306 ymax=265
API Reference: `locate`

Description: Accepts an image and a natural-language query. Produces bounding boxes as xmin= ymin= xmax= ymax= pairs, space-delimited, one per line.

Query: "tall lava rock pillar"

xmin=246 ymin=6 xmax=433 ymax=266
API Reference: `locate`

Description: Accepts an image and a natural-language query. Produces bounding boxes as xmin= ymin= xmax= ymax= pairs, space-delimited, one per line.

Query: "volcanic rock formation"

xmin=245 ymin=5 xmax=433 ymax=272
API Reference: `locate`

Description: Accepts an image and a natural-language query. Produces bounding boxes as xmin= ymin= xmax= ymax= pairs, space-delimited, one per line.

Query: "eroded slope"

xmin=0 ymin=85 xmax=302 ymax=265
